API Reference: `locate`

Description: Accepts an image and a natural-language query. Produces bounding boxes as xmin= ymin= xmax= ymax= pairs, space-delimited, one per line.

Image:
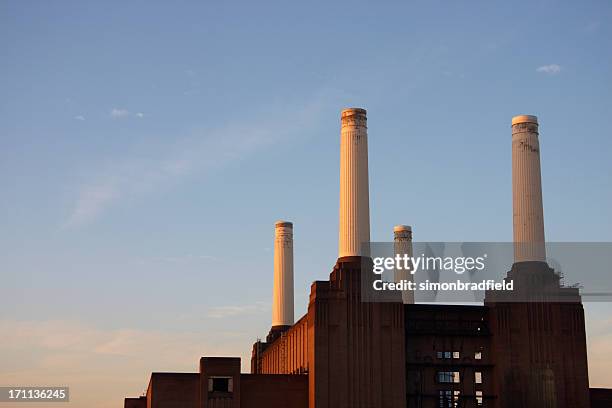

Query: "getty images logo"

xmin=372 ymin=253 xmax=488 ymax=276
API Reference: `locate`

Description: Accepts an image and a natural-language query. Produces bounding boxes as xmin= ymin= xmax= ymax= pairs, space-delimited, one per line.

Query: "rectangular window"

xmin=452 ymin=351 xmax=460 ymax=359
xmin=208 ymin=376 xmax=233 ymax=393
xmin=475 ymin=390 xmax=483 ymax=406
xmin=475 ymin=371 xmax=482 ymax=384
xmin=437 ymin=371 xmax=460 ymax=383
xmin=475 ymin=351 xmax=482 ymax=360
xmin=437 ymin=351 xmax=459 ymax=359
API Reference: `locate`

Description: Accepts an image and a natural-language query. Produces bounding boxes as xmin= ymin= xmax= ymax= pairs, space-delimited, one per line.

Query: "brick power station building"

xmin=125 ymin=109 xmax=610 ymax=408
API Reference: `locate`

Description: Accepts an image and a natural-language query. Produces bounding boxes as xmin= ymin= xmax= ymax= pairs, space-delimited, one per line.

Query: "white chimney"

xmin=338 ymin=108 xmax=371 ymax=258
xmin=272 ymin=221 xmax=294 ymax=327
xmin=512 ymin=115 xmax=546 ymax=262
xmin=394 ymin=225 xmax=414 ymax=304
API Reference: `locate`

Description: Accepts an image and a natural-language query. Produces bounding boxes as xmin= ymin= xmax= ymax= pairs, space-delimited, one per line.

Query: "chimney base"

xmin=266 ymin=325 xmax=291 ymax=343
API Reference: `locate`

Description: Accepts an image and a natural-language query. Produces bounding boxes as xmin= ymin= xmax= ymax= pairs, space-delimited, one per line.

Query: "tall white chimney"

xmin=272 ymin=221 xmax=294 ymax=327
xmin=512 ymin=115 xmax=546 ymax=263
xmin=338 ymin=108 xmax=371 ymax=258
xmin=394 ymin=225 xmax=414 ymax=304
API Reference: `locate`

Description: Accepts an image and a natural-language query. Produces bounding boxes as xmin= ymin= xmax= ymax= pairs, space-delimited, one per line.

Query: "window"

xmin=475 ymin=351 xmax=482 ymax=360
xmin=475 ymin=371 xmax=482 ymax=384
xmin=437 ymin=351 xmax=459 ymax=359
xmin=475 ymin=390 xmax=483 ymax=406
xmin=439 ymin=390 xmax=461 ymax=408
xmin=437 ymin=371 xmax=460 ymax=383
xmin=208 ymin=376 xmax=233 ymax=393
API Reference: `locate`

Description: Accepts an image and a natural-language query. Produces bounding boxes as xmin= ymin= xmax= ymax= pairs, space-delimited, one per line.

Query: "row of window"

xmin=436 ymin=351 xmax=482 ymax=360
xmin=439 ymin=390 xmax=483 ymax=407
xmin=437 ymin=371 xmax=482 ymax=384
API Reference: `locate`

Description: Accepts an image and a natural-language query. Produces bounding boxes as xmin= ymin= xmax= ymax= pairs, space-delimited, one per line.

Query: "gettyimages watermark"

xmin=359 ymin=242 xmax=612 ymax=303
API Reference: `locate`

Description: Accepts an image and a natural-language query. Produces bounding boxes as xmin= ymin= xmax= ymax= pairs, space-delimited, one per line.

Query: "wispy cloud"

xmin=0 ymin=319 xmax=246 ymax=408
xmin=110 ymin=108 xmax=145 ymax=119
xmin=65 ymin=183 xmax=119 ymax=227
xmin=207 ymin=301 xmax=269 ymax=319
xmin=536 ymin=64 xmax=561 ymax=75
xmin=74 ymin=115 xmax=86 ymax=121
xmin=110 ymin=108 xmax=130 ymax=118
xmin=66 ymin=94 xmax=336 ymax=227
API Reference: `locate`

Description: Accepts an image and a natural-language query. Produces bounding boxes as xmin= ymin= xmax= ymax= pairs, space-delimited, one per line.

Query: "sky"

xmin=1 ymin=1 xmax=611 ymax=406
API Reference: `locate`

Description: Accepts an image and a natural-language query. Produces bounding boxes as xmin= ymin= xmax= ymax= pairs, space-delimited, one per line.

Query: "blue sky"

xmin=1 ymin=1 xmax=611 ymax=406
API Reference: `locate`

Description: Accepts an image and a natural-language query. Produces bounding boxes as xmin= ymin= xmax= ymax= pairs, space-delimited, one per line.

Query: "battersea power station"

xmin=124 ymin=109 xmax=610 ymax=408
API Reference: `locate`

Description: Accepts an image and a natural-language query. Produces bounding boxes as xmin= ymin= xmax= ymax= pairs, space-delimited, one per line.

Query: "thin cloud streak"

xmin=207 ymin=301 xmax=269 ymax=319
xmin=536 ymin=64 xmax=561 ymax=75
xmin=110 ymin=108 xmax=145 ymax=119
xmin=65 ymin=183 xmax=119 ymax=227
xmin=110 ymin=108 xmax=130 ymax=118
xmin=65 ymin=93 xmax=338 ymax=227
xmin=0 ymin=319 xmax=246 ymax=408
